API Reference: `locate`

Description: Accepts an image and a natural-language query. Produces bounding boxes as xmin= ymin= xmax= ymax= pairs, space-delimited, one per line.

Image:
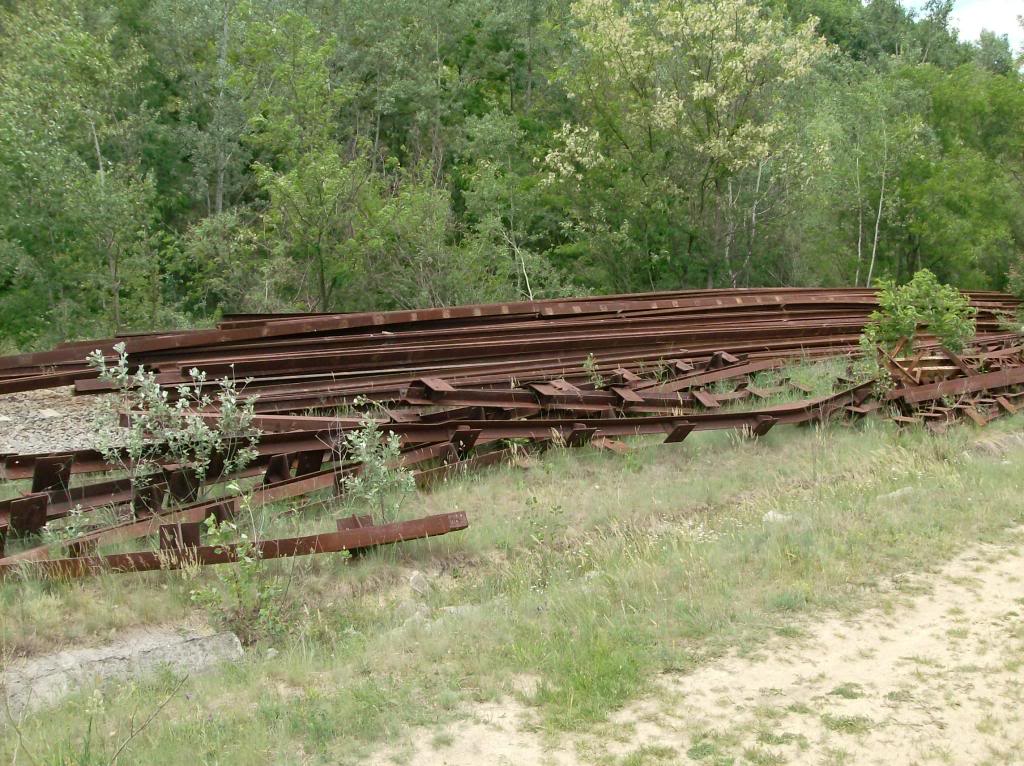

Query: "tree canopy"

xmin=1 ymin=0 xmax=1021 ymax=349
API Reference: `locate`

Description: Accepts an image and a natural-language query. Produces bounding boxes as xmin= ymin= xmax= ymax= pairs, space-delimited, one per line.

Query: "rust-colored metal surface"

xmin=1 ymin=287 xmax=1021 ymax=578
xmin=0 ymin=512 xmax=468 ymax=579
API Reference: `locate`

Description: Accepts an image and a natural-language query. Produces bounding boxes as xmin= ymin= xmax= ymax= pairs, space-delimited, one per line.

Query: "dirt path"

xmin=382 ymin=529 xmax=1024 ymax=765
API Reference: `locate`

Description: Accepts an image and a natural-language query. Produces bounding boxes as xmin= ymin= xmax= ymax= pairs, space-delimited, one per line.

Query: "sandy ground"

xmin=379 ymin=528 xmax=1024 ymax=765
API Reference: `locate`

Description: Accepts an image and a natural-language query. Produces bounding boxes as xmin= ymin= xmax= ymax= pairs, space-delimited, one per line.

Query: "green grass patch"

xmin=3 ymin=413 xmax=1024 ymax=764
xmin=828 ymin=682 xmax=865 ymax=699
xmin=821 ymin=713 xmax=874 ymax=735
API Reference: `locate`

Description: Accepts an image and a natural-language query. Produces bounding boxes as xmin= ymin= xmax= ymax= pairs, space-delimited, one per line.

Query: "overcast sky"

xmin=902 ymin=0 xmax=1023 ymax=51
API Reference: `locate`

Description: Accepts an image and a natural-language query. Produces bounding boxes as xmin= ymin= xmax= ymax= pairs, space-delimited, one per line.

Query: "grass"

xmin=2 ymin=404 xmax=1024 ymax=764
xmin=687 ymin=730 xmax=741 ymax=763
xmin=619 ymin=745 xmax=678 ymax=765
xmin=828 ymin=682 xmax=865 ymax=699
xmin=820 ymin=714 xmax=874 ymax=735
xmin=743 ymin=746 xmax=787 ymax=765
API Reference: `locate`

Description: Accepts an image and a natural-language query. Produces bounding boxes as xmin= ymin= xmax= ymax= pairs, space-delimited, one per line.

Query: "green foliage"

xmin=0 ymin=0 xmax=157 ymax=344
xmin=190 ymin=489 xmax=291 ymax=645
xmin=19 ymin=680 xmax=188 ymax=766
xmin=547 ymin=0 xmax=827 ymax=288
xmin=40 ymin=505 xmax=90 ymax=550
xmin=861 ymin=269 xmax=976 ymax=352
xmin=255 ymin=147 xmax=374 ymax=310
xmin=1009 ymin=260 xmax=1024 ymax=303
xmin=0 ymin=0 xmax=1022 ymax=347
xmin=233 ymin=11 xmax=351 ymax=162
xmin=359 ymin=169 xmax=520 ymax=308
xmin=582 ymin=353 xmax=605 ymax=388
xmin=340 ymin=409 xmax=416 ymax=524
xmin=168 ymin=210 xmax=286 ymax=318
xmin=87 ymin=342 xmax=260 ymax=491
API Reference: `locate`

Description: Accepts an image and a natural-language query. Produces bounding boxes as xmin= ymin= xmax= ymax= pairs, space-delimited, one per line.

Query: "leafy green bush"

xmin=190 ymin=485 xmax=290 ymax=645
xmin=582 ymin=353 xmax=605 ymax=388
xmin=87 ymin=342 xmax=260 ymax=494
xmin=87 ymin=345 xmax=281 ymax=643
xmin=861 ymin=269 xmax=976 ymax=353
xmin=340 ymin=410 xmax=416 ymax=524
xmin=1005 ymin=260 xmax=1024 ymax=330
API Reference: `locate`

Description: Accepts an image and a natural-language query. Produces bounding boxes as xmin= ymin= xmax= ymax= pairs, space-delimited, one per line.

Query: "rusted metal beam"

xmin=0 ymin=512 xmax=469 ymax=580
xmin=31 ymin=454 xmax=74 ymax=498
xmin=416 ymin=449 xmax=514 ymax=489
xmin=889 ymin=365 xmax=1024 ymax=404
xmin=9 ymin=494 xmax=48 ymax=535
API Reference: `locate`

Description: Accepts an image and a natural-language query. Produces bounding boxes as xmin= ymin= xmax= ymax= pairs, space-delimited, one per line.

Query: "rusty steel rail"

xmin=0 ymin=288 xmax=1017 ymax=396
xmin=0 ymin=438 xmax=501 ymax=563
xmin=0 ymin=381 xmax=867 ymax=564
xmin=0 ymin=512 xmax=469 ymax=580
xmin=0 ymin=287 xmax=1020 ymax=580
xmin=233 ymin=383 xmax=872 ymax=443
xmin=888 ymin=364 xmax=1024 ymax=404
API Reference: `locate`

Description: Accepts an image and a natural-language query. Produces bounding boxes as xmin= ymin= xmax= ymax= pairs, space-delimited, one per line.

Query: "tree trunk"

xmin=524 ymin=0 xmax=536 ymax=111
xmin=741 ymin=161 xmax=764 ymax=287
xmin=866 ymin=128 xmax=888 ymax=288
xmin=214 ymin=2 xmax=231 ymax=216
xmin=90 ymin=120 xmax=105 ymax=185
xmin=723 ymin=180 xmax=738 ymax=287
xmin=854 ymin=152 xmax=864 ymax=287
xmin=108 ymin=246 xmax=121 ymax=332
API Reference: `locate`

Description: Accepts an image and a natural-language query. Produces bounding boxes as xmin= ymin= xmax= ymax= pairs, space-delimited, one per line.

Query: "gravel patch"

xmin=0 ymin=388 xmax=120 ymax=455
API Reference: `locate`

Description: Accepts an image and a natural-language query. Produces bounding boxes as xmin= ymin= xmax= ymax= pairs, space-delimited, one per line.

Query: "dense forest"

xmin=0 ymin=0 xmax=1021 ymax=349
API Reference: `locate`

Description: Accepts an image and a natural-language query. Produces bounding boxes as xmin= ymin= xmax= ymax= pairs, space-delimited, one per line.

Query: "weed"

xmin=87 ymin=342 xmax=260 ymax=494
xmin=752 ymin=704 xmax=786 ymax=722
xmin=756 ymin=729 xmax=807 ymax=748
xmin=339 ymin=408 xmax=415 ymax=524
xmin=820 ymin=713 xmax=873 ymax=735
xmin=4 ymin=675 xmax=188 ymax=766
xmin=430 ymin=731 xmax=454 ymax=749
xmin=619 ymin=744 xmax=677 ymax=765
xmin=828 ymin=682 xmax=865 ymax=699
xmin=884 ymin=689 xmax=913 ymax=703
xmin=822 ymin=748 xmax=852 ymax=766
xmin=688 ymin=730 xmax=739 ymax=764
xmin=41 ymin=504 xmax=89 ymax=548
xmin=583 ymin=353 xmax=606 ymax=388
xmin=743 ymin=746 xmax=787 ymax=765
xmin=189 ymin=485 xmax=295 ymax=644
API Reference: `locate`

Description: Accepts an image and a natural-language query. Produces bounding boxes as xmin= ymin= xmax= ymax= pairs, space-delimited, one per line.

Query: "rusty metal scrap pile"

xmin=0 ymin=287 xmax=1020 ymax=579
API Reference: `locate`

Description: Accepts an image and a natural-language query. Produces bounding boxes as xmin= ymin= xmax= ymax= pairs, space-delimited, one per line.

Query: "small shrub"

xmin=190 ymin=486 xmax=291 ymax=645
xmin=40 ymin=503 xmax=120 ymax=552
xmin=860 ymin=269 xmax=976 ymax=353
xmin=86 ymin=342 xmax=260 ymax=495
xmin=340 ymin=411 xmax=416 ymax=524
xmin=1008 ymin=258 xmax=1024 ymax=303
xmin=88 ymin=345 xmax=278 ymax=643
xmin=582 ymin=353 xmax=605 ymax=388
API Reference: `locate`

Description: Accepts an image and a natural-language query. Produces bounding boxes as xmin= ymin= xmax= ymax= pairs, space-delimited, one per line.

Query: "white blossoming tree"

xmin=549 ymin=0 xmax=826 ymax=288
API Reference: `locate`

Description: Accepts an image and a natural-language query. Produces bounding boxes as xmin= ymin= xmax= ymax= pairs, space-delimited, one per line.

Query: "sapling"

xmin=339 ymin=397 xmax=416 ymax=524
xmin=86 ymin=342 xmax=260 ymax=499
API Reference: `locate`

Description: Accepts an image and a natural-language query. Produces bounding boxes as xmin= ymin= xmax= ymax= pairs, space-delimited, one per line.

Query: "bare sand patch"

xmin=375 ymin=529 xmax=1024 ymax=765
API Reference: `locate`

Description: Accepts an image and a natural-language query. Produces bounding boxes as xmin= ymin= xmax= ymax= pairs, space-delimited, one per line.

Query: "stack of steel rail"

xmin=0 ymin=287 xmax=1016 ymax=404
xmin=0 ymin=287 xmax=1020 ymax=579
